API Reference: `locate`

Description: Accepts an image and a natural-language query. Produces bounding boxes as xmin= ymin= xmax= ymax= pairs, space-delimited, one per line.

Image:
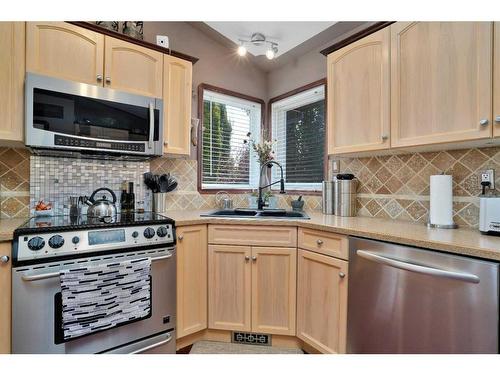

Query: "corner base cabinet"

xmin=297 ymin=249 xmax=348 ymax=354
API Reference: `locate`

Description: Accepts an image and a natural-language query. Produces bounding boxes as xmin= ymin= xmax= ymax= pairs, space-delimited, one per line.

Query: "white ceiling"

xmin=205 ymin=22 xmax=336 ymax=58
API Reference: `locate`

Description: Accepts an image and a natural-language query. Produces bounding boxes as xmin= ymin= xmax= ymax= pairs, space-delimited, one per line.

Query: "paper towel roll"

xmin=429 ymin=174 xmax=454 ymax=226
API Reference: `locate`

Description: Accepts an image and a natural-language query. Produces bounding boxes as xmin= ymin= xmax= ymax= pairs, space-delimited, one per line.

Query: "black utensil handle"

xmin=89 ymin=187 xmax=117 ymax=204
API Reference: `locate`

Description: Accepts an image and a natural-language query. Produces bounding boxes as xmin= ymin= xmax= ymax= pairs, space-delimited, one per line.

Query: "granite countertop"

xmin=163 ymin=210 xmax=500 ymax=261
xmin=0 ymin=218 xmax=28 ymax=242
xmin=1 ymin=211 xmax=500 ymax=261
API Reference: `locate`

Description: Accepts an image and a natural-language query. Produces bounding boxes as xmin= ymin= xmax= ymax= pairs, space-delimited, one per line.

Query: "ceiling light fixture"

xmin=237 ymin=33 xmax=279 ymax=59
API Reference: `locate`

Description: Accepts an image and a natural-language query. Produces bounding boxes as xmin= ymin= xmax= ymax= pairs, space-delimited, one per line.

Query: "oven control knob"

xmin=48 ymin=235 xmax=65 ymax=249
xmin=72 ymin=236 xmax=80 ymax=244
xmin=144 ymin=227 xmax=155 ymax=239
xmin=157 ymin=226 xmax=168 ymax=238
xmin=28 ymin=236 xmax=45 ymax=251
xmin=132 ymin=231 xmax=139 ymax=238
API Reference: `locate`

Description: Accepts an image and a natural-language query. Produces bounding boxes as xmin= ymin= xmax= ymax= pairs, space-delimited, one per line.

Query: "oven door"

xmin=12 ymin=247 xmax=176 ymax=354
xmin=25 ymin=72 xmax=163 ymax=157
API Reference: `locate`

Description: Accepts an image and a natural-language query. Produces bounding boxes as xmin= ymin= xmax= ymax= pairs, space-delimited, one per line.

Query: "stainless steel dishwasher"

xmin=347 ymin=237 xmax=499 ymax=354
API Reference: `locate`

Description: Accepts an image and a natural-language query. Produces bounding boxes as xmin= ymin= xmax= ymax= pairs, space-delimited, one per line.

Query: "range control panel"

xmin=15 ymin=224 xmax=174 ymax=263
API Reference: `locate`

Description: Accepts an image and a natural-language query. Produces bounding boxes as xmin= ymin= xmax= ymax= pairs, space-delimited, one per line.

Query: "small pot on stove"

xmin=86 ymin=187 xmax=117 ymax=219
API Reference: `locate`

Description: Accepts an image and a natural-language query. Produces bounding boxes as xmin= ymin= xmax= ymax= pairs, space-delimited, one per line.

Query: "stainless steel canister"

xmin=334 ymin=178 xmax=358 ymax=216
xmin=153 ymin=192 xmax=168 ymax=213
xmin=322 ymin=181 xmax=335 ymax=215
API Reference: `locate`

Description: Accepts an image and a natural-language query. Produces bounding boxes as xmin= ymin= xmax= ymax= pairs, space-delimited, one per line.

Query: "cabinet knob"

xmin=339 ymin=272 xmax=346 ymax=278
xmin=96 ymin=74 xmax=103 ymax=82
xmin=381 ymin=135 xmax=389 ymax=141
xmin=105 ymin=77 xmax=112 ymax=84
xmin=178 ymin=234 xmax=183 ymax=241
xmin=0 ymin=255 xmax=9 ymax=264
xmin=316 ymin=239 xmax=323 ymax=245
xmin=479 ymin=118 xmax=489 ymax=126
xmin=245 ymin=255 xmax=250 ymax=261
xmin=163 ymin=141 xmax=169 ymax=146
xmin=251 ymin=256 xmax=257 ymax=262
xmin=495 ymin=116 xmax=500 ymax=123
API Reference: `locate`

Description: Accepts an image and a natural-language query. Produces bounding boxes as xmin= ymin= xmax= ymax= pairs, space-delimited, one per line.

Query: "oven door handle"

xmin=20 ymin=253 xmax=173 ymax=282
xmin=130 ymin=332 xmax=173 ymax=354
xmin=148 ymin=102 xmax=154 ymax=150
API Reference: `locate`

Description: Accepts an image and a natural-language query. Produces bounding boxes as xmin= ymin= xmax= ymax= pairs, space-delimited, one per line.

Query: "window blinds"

xmin=271 ymin=85 xmax=325 ymax=191
xmin=201 ymin=90 xmax=261 ymax=190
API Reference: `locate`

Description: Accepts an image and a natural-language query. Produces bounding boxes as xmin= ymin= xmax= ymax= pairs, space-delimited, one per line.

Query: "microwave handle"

xmin=148 ymin=102 xmax=154 ymax=150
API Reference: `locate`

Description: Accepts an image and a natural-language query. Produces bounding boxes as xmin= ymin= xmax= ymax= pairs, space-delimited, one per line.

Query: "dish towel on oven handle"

xmin=59 ymin=257 xmax=152 ymax=340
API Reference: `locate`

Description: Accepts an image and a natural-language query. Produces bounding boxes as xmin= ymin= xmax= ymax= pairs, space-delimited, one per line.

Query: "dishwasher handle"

xmin=357 ymin=250 xmax=480 ymax=284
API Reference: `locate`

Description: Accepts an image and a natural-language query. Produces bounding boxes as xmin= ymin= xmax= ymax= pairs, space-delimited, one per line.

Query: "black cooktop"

xmin=14 ymin=212 xmax=175 ymax=236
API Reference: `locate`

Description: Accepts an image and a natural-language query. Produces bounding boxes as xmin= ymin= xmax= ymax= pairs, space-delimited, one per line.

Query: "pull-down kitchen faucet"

xmin=257 ymin=160 xmax=286 ymax=210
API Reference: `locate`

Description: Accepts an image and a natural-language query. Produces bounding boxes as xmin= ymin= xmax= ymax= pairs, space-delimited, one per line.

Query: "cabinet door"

xmin=26 ymin=22 xmax=104 ymax=85
xmin=0 ymin=22 xmax=24 ymax=143
xmin=0 ymin=242 xmax=12 ymax=354
xmin=494 ymin=22 xmax=500 ymax=137
xmin=176 ymin=225 xmax=208 ymax=338
xmin=327 ymin=27 xmax=390 ymax=155
xmin=163 ymin=54 xmax=192 ymax=155
xmin=104 ymin=36 xmax=163 ymax=97
xmin=208 ymin=245 xmax=251 ymax=331
xmin=251 ymin=247 xmax=296 ymax=335
xmin=391 ymin=22 xmax=493 ymax=147
xmin=297 ymin=249 xmax=348 ymax=354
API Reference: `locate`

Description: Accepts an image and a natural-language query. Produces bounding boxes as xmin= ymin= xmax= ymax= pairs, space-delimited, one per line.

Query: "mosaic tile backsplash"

xmin=0 ymin=147 xmax=30 ymax=219
xmin=30 ymin=156 xmax=150 ymax=216
xmin=338 ymin=146 xmax=500 ymax=228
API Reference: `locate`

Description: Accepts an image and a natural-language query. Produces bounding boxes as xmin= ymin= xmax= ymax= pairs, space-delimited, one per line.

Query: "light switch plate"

xmin=156 ymin=35 xmax=169 ymax=48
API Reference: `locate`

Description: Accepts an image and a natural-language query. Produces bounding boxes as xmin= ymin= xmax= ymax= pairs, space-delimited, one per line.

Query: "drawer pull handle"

xmin=316 ymin=239 xmax=323 ymax=245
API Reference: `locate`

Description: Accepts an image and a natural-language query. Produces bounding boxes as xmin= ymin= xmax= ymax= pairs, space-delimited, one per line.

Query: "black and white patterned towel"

xmin=59 ymin=258 xmax=151 ymax=340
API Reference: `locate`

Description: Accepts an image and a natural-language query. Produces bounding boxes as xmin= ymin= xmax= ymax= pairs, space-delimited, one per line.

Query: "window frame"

xmin=267 ymin=78 xmax=327 ymax=195
xmin=197 ymin=83 xmax=266 ymax=194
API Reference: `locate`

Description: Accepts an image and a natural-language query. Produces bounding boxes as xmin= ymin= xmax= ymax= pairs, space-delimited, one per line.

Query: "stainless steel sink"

xmin=201 ymin=208 xmax=310 ymax=220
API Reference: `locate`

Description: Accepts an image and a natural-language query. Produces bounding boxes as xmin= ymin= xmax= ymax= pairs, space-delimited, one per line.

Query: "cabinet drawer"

xmin=208 ymin=225 xmax=297 ymax=247
xmin=298 ymin=228 xmax=348 ymax=260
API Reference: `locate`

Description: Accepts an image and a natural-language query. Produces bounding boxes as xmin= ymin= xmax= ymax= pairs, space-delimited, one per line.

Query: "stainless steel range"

xmin=11 ymin=212 xmax=176 ymax=354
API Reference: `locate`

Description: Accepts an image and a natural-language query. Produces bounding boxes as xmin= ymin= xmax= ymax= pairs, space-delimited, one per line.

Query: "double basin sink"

xmin=201 ymin=208 xmax=310 ymax=220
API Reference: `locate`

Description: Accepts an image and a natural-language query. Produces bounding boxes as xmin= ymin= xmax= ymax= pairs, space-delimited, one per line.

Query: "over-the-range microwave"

xmin=25 ymin=73 xmax=163 ymax=159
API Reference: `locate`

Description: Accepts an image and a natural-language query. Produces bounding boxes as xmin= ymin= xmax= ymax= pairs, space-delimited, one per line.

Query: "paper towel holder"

xmin=427 ymin=222 xmax=458 ymax=229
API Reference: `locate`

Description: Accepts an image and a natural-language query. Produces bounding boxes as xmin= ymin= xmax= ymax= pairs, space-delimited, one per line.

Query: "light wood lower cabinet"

xmin=176 ymin=225 xmax=208 ymax=338
xmin=163 ymin=54 xmax=192 ymax=155
xmin=297 ymin=249 xmax=348 ymax=354
xmin=494 ymin=22 xmax=500 ymax=138
xmin=391 ymin=22 xmax=493 ymax=147
xmin=0 ymin=242 xmax=12 ymax=354
xmin=251 ymin=247 xmax=296 ymax=335
xmin=208 ymin=245 xmax=252 ymax=331
xmin=104 ymin=36 xmax=163 ymax=97
xmin=0 ymin=22 xmax=25 ymax=143
xmin=26 ymin=22 xmax=104 ymax=85
xmin=208 ymin=244 xmax=297 ymax=335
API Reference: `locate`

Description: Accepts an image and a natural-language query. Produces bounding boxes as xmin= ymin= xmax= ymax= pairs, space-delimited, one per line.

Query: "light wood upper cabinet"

xmin=163 ymin=54 xmax=192 ymax=155
xmin=104 ymin=36 xmax=163 ymax=97
xmin=327 ymin=27 xmax=390 ymax=155
xmin=0 ymin=22 xmax=24 ymax=143
xmin=297 ymin=249 xmax=348 ymax=354
xmin=176 ymin=225 xmax=207 ymax=338
xmin=494 ymin=22 xmax=500 ymax=138
xmin=0 ymin=242 xmax=12 ymax=354
xmin=26 ymin=22 xmax=104 ymax=85
xmin=391 ymin=22 xmax=493 ymax=147
xmin=251 ymin=247 xmax=296 ymax=336
xmin=208 ymin=245 xmax=252 ymax=331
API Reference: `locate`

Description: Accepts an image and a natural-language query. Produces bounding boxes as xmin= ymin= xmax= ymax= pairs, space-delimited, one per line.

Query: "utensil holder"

xmin=153 ymin=192 xmax=168 ymax=213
